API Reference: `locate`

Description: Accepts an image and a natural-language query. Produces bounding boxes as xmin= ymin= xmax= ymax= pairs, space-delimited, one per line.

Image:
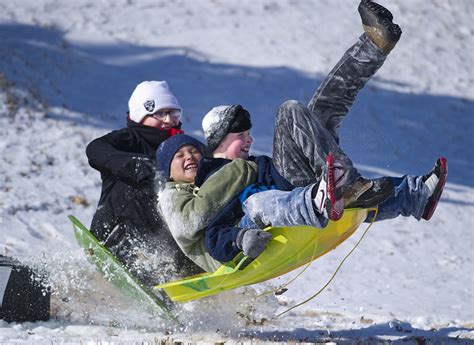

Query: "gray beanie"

xmin=201 ymin=104 xmax=252 ymax=152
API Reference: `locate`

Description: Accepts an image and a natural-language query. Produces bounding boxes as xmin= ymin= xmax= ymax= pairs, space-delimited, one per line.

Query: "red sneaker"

xmin=422 ymin=157 xmax=448 ymax=220
xmin=313 ymin=153 xmax=345 ymax=221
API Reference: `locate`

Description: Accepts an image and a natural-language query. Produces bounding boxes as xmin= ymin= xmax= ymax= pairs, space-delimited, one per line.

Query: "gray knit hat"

xmin=201 ymin=104 xmax=252 ymax=152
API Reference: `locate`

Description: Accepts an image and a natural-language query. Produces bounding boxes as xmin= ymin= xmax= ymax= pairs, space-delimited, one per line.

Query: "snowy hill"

xmin=0 ymin=0 xmax=473 ymax=343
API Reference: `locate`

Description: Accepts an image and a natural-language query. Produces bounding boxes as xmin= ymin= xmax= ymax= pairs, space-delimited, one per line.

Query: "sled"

xmin=154 ymin=208 xmax=370 ymax=302
xmin=69 ymin=215 xmax=178 ymax=323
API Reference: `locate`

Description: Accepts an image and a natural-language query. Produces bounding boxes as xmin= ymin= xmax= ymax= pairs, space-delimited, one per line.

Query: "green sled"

xmin=69 ymin=215 xmax=178 ymax=323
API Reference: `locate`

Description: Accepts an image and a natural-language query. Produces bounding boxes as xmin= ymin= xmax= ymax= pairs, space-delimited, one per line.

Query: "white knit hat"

xmin=128 ymin=81 xmax=182 ymax=123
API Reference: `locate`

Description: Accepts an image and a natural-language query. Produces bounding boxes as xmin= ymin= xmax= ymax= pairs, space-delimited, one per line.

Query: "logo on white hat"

xmin=143 ymin=100 xmax=155 ymax=113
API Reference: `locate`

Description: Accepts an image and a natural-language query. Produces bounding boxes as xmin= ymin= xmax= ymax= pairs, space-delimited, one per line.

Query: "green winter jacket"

xmin=158 ymin=158 xmax=258 ymax=272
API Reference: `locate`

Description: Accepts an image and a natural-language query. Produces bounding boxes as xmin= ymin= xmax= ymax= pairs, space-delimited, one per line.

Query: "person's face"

xmin=213 ymin=130 xmax=253 ymax=160
xmin=141 ymin=108 xmax=181 ymax=130
xmin=170 ymin=145 xmax=202 ymax=183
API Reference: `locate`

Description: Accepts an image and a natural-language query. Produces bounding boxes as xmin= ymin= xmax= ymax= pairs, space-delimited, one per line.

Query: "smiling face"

xmin=169 ymin=145 xmax=202 ymax=183
xmin=212 ymin=130 xmax=253 ymax=160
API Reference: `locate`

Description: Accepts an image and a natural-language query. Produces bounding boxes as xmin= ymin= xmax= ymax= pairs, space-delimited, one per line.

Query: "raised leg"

xmin=307 ymin=34 xmax=387 ymax=142
xmin=272 ymin=100 xmax=360 ymax=188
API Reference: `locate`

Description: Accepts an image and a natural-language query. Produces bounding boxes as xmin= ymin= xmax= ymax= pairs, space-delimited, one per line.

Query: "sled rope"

xmin=257 ymin=229 xmax=321 ymax=298
xmin=275 ymin=208 xmax=378 ymax=318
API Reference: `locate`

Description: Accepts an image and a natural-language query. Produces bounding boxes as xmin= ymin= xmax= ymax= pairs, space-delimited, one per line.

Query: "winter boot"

xmin=344 ymin=176 xmax=394 ymax=209
xmin=358 ymin=0 xmax=402 ymax=54
xmin=313 ymin=153 xmax=346 ymax=221
xmin=422 ymin=157 xmax=448 ymax=220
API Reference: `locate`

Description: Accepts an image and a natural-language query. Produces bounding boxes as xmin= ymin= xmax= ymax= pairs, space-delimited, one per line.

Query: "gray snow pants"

xmin=273 ymin=34 xmax=387 ymax=187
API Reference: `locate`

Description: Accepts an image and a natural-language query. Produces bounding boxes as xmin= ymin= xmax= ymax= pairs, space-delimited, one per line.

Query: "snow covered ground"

xmin=0 ymin=0 xmax=473 ymax=343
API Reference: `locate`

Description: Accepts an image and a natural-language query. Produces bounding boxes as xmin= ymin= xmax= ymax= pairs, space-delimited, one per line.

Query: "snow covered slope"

xmin=0 ymin=0 xmax=473 ymax=343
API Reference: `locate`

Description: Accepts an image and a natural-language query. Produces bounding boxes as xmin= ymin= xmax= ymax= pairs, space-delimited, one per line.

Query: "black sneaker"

xmin=422 ymin=157 xmax=448 ymax=220
xmin=344 ymin=176 xmax=394 ymax=209
xmin=358 ymin=0 xmax=402 ymax=53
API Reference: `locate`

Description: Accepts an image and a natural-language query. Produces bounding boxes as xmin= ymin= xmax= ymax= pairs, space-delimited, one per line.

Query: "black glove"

xmin=121 ymin=157 xmax=155 ymax=184
xmin=236 ymin=228 xmax=272 ymax=259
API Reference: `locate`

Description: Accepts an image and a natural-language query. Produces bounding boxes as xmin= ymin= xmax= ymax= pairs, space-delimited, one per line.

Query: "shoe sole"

xmin=343 ymin=179 xmax=374 ymax=207
xmin=360 ymin=0 xmax=393 ymax=22
xmin=359 ymin=0 xmax=402 ymax=52
xmin=326 ymin=154 xmax=344 ymax=221
xmin=422 ymin=157 xmax=448 ymax=220
xmin=345 ymin=178 xmax=395 ymax=209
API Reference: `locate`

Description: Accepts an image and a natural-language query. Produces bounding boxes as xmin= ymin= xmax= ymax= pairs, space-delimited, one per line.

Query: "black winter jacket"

xmin=86 ymin=119 xmax=202 ymax=281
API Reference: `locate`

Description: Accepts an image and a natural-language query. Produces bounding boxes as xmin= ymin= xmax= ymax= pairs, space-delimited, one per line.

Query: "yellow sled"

xmin=154 ymin=208 xmax=370 ymax=302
